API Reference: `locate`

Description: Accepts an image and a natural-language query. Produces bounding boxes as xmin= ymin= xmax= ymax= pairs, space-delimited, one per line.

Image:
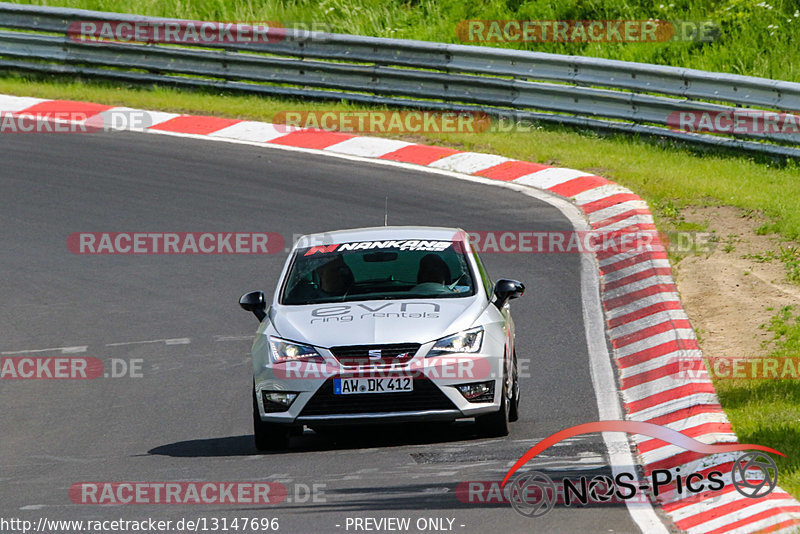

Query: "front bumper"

xmin=254 ymin=346 xmax=505 ymax=424
xmin=297 ymin=410 xmax=464 ymax=425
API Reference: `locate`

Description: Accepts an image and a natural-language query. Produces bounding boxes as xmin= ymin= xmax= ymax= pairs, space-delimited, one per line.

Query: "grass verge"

xmin=714 ymin=306 xmax=800 ymax=497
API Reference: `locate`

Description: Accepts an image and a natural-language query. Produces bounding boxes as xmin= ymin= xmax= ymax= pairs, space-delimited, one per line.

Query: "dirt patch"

xmin=673 ymin=206 xmax=800 ymax=358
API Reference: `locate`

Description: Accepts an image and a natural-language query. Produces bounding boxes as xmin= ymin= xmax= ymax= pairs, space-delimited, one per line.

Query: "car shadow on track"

xmin=214 ymin=473 xmax=637 ymax=514
xmin=147 ymin=421 xmax=494 ymax=457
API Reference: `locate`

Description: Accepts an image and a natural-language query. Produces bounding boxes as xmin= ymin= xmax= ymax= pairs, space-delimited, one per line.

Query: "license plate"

xmin=334 ymin=377 xmax=414 ymax=394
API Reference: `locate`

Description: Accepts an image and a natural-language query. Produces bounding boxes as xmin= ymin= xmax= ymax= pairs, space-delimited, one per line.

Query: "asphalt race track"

xmin=0 ymin=131 xmax=645 ymax=532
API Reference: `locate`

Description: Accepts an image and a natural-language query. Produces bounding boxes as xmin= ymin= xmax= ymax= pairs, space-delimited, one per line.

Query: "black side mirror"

xmin=493 ymin=279 xmax=525 ymax=309
xmin=239 ymin=291 xmax=267 ymax=322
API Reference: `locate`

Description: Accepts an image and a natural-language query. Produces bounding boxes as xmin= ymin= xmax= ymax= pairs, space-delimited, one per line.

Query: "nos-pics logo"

xmin=501 ymin=421 xmax=782 ymax=518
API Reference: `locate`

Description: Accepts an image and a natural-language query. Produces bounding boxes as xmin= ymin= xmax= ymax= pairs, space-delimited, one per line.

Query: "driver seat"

xmin=315 ymin=255 xmax=354 ymax=296
xmin=416 ymin=254 xmax=451 ymax=285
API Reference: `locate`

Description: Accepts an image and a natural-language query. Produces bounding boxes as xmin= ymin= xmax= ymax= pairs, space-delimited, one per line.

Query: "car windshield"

xmin=281 ymin=240 xmax=475 ymax=304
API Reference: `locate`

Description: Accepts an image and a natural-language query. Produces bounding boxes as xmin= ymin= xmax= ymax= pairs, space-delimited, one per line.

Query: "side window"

xmin=471 ymin=250 xmax=494 ymax=299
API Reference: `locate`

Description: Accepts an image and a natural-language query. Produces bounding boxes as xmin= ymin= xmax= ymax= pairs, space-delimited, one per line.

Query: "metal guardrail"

xmin=1 ymin=2 xmax=799 ymax=159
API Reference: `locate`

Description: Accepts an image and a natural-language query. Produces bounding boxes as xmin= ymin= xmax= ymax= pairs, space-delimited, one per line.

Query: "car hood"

xmin=269 ymin=296 xmax=487 ymax=347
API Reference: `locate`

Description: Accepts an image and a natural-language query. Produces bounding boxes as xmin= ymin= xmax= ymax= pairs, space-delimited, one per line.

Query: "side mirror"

xmin=493 ymin=279 xmax=525 ymax=309
xmin=239 ymin=291 xmax=267 ymax=322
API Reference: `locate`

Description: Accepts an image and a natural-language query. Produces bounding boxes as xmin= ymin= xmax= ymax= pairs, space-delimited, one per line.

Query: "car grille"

xmin=329 ymin=343 xmax=420 ymax=368
xmin=299 ymin=378 xmax=457 ymax=416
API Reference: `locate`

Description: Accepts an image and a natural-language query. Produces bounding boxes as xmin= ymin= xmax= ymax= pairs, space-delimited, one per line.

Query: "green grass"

xmin=12 ymin=0 xmax=800 ymax=82
xmin=715 ymin=306 xmax=800 ymax=497
xmin=780 ymin=246 xmax=800 ymax=283
xmin=743 ymin=247 xmax=800 ymax=283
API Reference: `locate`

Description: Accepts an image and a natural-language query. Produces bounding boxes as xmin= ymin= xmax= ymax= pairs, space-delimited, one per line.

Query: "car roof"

xmin=294 ymin=226 xmax=468 ymax=249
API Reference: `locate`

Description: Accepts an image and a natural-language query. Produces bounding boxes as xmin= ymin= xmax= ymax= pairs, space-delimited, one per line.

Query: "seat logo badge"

xmin=368 ymin=349 xmax=382 ymax=359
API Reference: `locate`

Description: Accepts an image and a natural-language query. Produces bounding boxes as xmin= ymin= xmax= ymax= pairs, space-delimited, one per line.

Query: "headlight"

xmin=269 ymin=337 xmax=323 ymax=363
xmin=427 ymin=326 xmax=484 ymax=357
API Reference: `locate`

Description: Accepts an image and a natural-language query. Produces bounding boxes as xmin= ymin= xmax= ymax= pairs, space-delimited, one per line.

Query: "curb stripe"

xmin=625 ymin=383 xmax=717 ymax=414
xmin=378 ymin=144 xmax=461 ymax=164
xmin=637 ymin=423 xmax=734 ymax=453
xmin=599 ymin=249 xmax=668 ymax=272
xmin=582 ymin=193 xmax=642 ymax=214
xmin=605 ymin=292 xmax=682 ymax=321
xmin=616 ymin=328 xmax=697 ymax=358
xmin=605 ymin=267 xmax=675 ymax=292
xmin=592 ymin=208 xmax=654 ymax=229
xmin=0 ymin=94 xmax=46 ymax=111
xmin=604 ymin=283 xmax=679 ymax=310
xmin=473 ymin=160 xmax=551 ymax=181
xmin=596 ymin=219 xmax=657 ymax=235
xmin=324 ymin=137 xmax=414 ymax=157
xmin=209 ymin=121 xmax=301 ymax=142
xmin=588 ymin=200 xmax=650 ymax=224
xmin=677 ymin=495 xmax=797 ymax=530
xmin=609 ymin=308 xmax=689 ymax=338
xmin=612 ymin=319 xmax=693 ymax=348
xmin=643 ymin=404 xmax=726 ymax=427
xmin=619 ymin=339 xmax=701 ymax=369
xmin=427 ymin=152 xmax=512 ymax=174
xmin=268 ymin=129 xmax=356 ymax=149
xmin=548 ymin=175 xmax=609 ymax=197
xmin=621 ymin=357 xmax=703 ymax=389
xmin=620 ymin=350 xmax=703 ymax=379
xmin=602 ymin=259 xmax=672 ymax=283
xmin=607 ymin=300 xmax=685 ymax=329
xmin=513 ymin=167 xmax=590 ymax=189
xmin=18 ymin=99 xmax=112 ymax=118
xmin=148 ymin=115 xmax=242 ymax=135
xmin=707 ymin=510 xmax=800 ymax=534
xmin=573 ymin=183 xmax=634 ymax=205
xmin=642 ymin=442 xmax=735 ymax=473
xmin=627 ymin=393 xmax=722 ymax=420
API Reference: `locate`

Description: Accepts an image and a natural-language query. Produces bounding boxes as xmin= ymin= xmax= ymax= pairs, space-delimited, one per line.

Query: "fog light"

xmin=261 ymin=391 xmax=298 ymax=412
xmin=456 ymin=381 xmax=494 ymax=403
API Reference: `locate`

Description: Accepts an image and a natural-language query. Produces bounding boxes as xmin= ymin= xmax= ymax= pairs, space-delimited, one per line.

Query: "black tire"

xmin=252 ymin=388 xmax=291 ymax=451
xmin=475 ymin=372 xmax=510 ymax=437
xmin=509 ymin=350 xmax=520 ymax=423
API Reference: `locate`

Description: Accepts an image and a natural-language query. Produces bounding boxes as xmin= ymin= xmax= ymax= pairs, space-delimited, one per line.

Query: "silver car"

xmin=239 ymin=226 xmax=524 ymax=450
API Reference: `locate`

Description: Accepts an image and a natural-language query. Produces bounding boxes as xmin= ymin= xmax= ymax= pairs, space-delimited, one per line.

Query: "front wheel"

xmin=475 ymin=375 xmax=510 ymax=437
xmin=509 ymin=350 xmax=520 ymax=423
xmin=252 ymin=387 xmax=291 ymax=451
